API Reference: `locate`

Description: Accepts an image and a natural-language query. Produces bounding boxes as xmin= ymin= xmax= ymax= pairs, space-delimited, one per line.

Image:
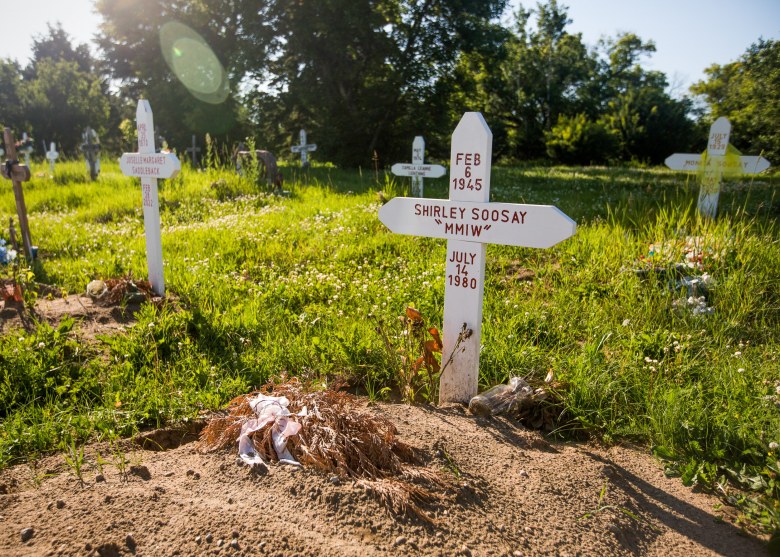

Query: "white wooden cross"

xmin=291 ymin=129 xmax=316 ymax=167
xmin=187 ymin=135 xmax=201 ymax=167
xmin=46 ymin=142 xmax=59 ymax=175
xmin=391 ymin=136 xmax=446 ymax=197
xmin=665 ymin=117 xmax=771 ymax=217
xmin=379 ymin=113 xmax=576 ymax=403
xmin=18 ymin=133 xmax=33 ymax=168
xmin=119 ymin=100 xmax=181 ymax=296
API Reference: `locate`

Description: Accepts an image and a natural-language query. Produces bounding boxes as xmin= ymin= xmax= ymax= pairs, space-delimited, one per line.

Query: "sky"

xmin=1 ymin=0 xmax=778 ymax=93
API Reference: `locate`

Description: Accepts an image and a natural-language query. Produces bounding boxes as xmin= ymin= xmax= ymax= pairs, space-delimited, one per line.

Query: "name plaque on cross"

xmin=665 ymin=117 xmax=772 ymax=217
xmin=379 ymin=113 xmax=576 ymax=403
xmin=119 ymin=100 xmax=181 ymax=296
xmin=391 ymin=136 xmax=446 ymax=197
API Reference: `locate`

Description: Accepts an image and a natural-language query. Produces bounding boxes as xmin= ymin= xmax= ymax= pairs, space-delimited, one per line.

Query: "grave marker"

xmin=291 ymin=129 xmax=316 ymax=167
xmin=1 ymin=128 xmax=34 ymax=259
xmin=664 ymin=117 xmax=772 ymax=217
xmin=379 ymin=113 xmax=576 ymax=403
xmin=81 ymin=127 xmax=101 ymax=181
xmin=187 ymin=135 xmax=201 ymax=167
xmin=46 ymin=142 xmax=59 ymax=175
xmin=236 ymin=149 xmax=280 ymax=190
xmin=391 ymin=136 xmax=446 ymax=197
xmin=18 ymin=133 xmax=33 ymax=168
xmin=119 ymin=100 xmax=181 ymax=296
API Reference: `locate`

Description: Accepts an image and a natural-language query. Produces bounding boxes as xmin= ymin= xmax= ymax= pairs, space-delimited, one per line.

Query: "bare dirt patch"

xmin=0 ymin=277 xmax=157 ymax=340
xmin=0 ymin=402 xmax=767 ymax=557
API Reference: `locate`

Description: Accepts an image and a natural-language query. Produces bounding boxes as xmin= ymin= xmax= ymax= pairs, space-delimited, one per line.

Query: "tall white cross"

xmin=665 ymin=117 xmax=771 ymax=217
xmin=391 ymin=136 xmax=446 ymax=197
xmin=46 ymin=142 xmax=58 ymax=175
xmin=291 ymin=129 xmax=317 ymax=167
xmin=379 ymin=113 xmax=576 ymax=403
xmin=119 ymin=100 xmax=181 ymax=296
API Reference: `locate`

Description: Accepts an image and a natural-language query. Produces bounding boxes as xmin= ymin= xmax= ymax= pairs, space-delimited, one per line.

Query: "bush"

xmin=545 ymin=114 xmax=619 ymax=165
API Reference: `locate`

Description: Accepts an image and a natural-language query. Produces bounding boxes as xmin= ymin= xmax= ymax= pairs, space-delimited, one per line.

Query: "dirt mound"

xmin=0 ymin=277 xmax=156 ymax=340
xmin=0 ymin=402 xmax=767 ymax=556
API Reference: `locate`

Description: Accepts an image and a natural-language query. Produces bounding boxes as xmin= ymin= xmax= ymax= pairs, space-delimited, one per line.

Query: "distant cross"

xmin=379 ymin=113 xmax=576 ymax=403
xmin=665 ymin=117 xmax=771 ymax=217
xmin=81 ymin=127 xmax=101 ymax=181
xmin=1 ymin=128 xmax=34 ymax=259
xmin=46 ymin=142 xmax=59 ymax=175
xmin=187 ymin=135 xmax=201 ymax=167
xmin=391 ymin=136 xmax=446 ymax=197
xmin=119 ymin=100 xmax=181 ymax=296
xmin=291 ymin=129 xmax=317 ymax=168
xmin=18 ymin=132 xmax=33 ymax=168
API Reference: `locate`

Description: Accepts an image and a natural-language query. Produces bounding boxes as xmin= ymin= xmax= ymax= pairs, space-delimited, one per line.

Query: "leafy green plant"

xmin=375 ymin=306 xmax=443 ymax=403
xmin=62 ymin=437 xmax=86 ymax=487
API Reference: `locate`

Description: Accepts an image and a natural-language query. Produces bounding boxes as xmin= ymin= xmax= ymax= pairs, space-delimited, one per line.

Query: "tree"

xmin=95 ymin=0 xmax=258 ymax=148
xmin=21 ymin=59 xmax=112 ymax=154
xmin=692 ymin=39 xmax=780 ymax=162
xmin=0 ymin=59 xmax=25 ymax=131
xmin=456 ymin=1 xmax=597 ymax=159
xmin=261 ymin=0 xmax=509 ymax=166
xmin=597 ymin=33 xmax=695 ymax=163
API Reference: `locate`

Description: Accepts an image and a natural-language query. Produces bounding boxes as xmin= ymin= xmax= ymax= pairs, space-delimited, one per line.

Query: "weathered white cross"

xmin=18 ymin=133 xmax=33 ymax=168
xmin=1 ymin=128 xmax=34 ymax=259
xmin=46 ymin=142 xmax=59 ymax=175
xmin=81 ymin=127 xmax=101 ymax=181
xmin=119 ymin=100 xmax=181 ymax=296
xmin=187 ymin=135 xmax=201 ymax=167
xmin=379 ymin=112 xmax=576 ymax=403
xmin=291 ymin=129 xmax=317 ymax=167
xmin=665 ymin=117 xmax=772 ymax=217
xmin=391 ymin=136 xmax=446 ymax=197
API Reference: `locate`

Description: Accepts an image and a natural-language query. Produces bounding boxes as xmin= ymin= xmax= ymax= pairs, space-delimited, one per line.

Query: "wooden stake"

xmin=2 ymin=128 xmax=34 ymax=259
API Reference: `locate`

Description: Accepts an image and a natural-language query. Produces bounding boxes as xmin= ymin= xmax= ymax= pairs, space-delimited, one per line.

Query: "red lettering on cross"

xmin=143 ymin=183 xmax=152 ymax=207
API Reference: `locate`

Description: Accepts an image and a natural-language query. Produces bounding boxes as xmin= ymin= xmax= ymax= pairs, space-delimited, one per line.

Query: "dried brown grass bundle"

xmin=199 ymin=379 xmax=450 ymax=522
xmin=94 ymin=277 xmax=154 ymax=306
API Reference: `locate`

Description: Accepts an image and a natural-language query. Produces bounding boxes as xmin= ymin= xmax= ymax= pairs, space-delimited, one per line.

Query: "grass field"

xmin=1 ymin=156 xmax=779 ymax=535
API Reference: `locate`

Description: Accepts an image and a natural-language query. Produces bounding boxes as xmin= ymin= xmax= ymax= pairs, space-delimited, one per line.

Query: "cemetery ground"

xmin=0 ymin=158 xmax=778 ymax=556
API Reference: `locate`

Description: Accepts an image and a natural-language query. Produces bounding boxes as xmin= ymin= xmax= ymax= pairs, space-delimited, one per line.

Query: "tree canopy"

xmin=0 ymin=1 xmax=775 ymax=167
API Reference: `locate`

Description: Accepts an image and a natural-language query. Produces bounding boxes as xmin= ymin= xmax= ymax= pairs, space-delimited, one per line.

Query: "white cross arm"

xmin=665 ymin=153 xmax=771 ymax=174
xmin=378 ymin=197 xmax=576 ymax=249
xmin=391 ymin=163 xmax=446 ymax=178
xmin=120 ymin=152 xmax=181 ymax=179
xmin=291 ymin=144 xmax=317 ymax=153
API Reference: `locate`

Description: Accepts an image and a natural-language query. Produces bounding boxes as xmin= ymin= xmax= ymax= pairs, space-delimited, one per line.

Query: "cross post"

xmin=379 ymin=113 xmax=576 ymax=403
xmin=46 ymin=142 xmax=59 ymax=176
xmin=665 ymin=117 xmax=771 ymax=217
xmin=119 ymin=100 xmax=181 ymax=296
xmin=391 ymin=136 xmax=446 ymax=197
xmin=81 ymin=127 xmax=101 ymax=181
xmin=291 ymin=129 xmax=317 ymax=168
xmin=1 ymin=128 xmax=34 ymax=259
xmin=18 ymin=133 xmax=33 ymax=168
xmin=186 ymin=135 xmax=201 ymax=167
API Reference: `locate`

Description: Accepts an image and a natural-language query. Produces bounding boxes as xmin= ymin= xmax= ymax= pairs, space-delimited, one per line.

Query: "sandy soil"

xmin=0 ymin=402 xmax=768 ymax=557
xmin=0 ymin=289 xmax=769 ymax=556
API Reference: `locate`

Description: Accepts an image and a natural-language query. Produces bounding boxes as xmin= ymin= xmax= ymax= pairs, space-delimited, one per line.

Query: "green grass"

xmin=1 ymin=157 xmax=780 ymax=537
